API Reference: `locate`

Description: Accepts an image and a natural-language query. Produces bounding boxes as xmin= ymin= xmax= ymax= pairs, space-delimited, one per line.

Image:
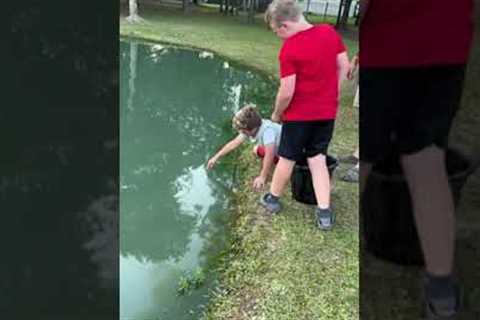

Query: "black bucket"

xmin=291 ymin=155 xmax=339 ymax=205
xmin=361 ymin=148 xmax=476 ymax=266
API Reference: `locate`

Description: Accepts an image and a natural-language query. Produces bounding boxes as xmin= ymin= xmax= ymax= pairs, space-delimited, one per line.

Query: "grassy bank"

xmin=121 ymin=6 xmax=359 ymax=319
xmin=120 ymin=6 xmax=358 ymax=76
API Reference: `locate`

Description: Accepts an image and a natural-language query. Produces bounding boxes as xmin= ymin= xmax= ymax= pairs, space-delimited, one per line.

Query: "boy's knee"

xmin=307 ymin=153 xmax=326 ymax=164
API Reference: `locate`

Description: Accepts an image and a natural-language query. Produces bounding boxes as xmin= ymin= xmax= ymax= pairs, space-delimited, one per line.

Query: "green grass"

xmin=121 ymin=6 xmax=359 ymax=320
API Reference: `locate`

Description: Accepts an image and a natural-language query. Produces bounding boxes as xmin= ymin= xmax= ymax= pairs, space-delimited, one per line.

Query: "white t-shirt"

xmin=240 ymin=119 xmax=282 ymax=148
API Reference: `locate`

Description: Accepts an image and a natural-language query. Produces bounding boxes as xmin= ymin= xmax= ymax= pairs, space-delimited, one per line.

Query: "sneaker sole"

xmin=424 ymin=283 xmax=462 ymax=320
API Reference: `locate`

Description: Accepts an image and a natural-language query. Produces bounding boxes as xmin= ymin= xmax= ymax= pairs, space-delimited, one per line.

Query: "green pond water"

xmin=120 ymin=39 xmax=275 ymax=320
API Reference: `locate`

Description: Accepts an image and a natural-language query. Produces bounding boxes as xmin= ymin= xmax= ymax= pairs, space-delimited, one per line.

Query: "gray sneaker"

xmin=342 ymin=166 xmax=359 ymax=183
xmin=316 ymin=207 xmax=335 ymax=230
xmin=260 ymin=193 xmax=281 ymax=214
xmin=424 ymin=277 xmax=461 ymax=319
xmin=339 ymin=154 xmax=359 ymax=164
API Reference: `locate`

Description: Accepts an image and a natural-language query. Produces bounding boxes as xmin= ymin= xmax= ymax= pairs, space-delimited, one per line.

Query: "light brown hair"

xmin=232 ymin=104 xmax=262 ymax=132
xmin=264 ymin=0 xmax=302 ymax=28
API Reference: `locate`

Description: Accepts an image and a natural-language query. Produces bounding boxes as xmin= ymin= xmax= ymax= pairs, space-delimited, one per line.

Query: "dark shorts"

xmin=278 ymin=120 xmax=335 ymax=162
xmin=360 ymin=65 xmax=466 ymax=164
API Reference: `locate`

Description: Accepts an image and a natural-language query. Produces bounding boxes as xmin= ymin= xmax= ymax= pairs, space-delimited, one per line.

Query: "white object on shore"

xmin=199 ymin=51 xmax=214 ymax=59
xmin=151 ymin=44 xmax=165 ymax=52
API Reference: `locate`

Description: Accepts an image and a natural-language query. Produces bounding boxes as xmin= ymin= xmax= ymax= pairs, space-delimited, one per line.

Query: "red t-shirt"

xmin=360 ymin=0 xmax=474 ymax=67
xmin=279 ymin=24 xmax=346 ymax=121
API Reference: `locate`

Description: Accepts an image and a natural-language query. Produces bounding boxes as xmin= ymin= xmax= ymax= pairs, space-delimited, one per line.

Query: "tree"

xmin=126 ymin=0 xmax=145 ymax=23
xmin=336 ymin=0 xmax=354 ymax=29
xmin=183 ymin=0 xmax=194 ymax=13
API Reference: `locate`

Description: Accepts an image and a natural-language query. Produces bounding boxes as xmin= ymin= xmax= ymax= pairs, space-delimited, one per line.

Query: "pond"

xmin=119 ymin=39 xmax=275 ymax=320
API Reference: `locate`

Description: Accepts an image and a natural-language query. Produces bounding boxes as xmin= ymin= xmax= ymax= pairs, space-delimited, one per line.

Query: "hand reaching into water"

xmin=206 ymin=157 xmax=218 ymax=170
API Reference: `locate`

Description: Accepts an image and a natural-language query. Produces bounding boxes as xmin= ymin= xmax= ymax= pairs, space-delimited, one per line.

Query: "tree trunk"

xmin=306 ymin=0 xmax=311 ymax=14
xmin=336 ymin=0 xmax=353 ymax=29
xmin=183 ymin=0 xmax=191 ymax=13
xmin=247 ymin=0 xmax=255 ymax=23
xmin=341 ymin=0 xmax=353 ymax=26
xmin=126 ymin=0 xmax=144 ymax=23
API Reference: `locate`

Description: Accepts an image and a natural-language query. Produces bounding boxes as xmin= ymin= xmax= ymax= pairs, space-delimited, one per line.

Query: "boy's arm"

xmin=207 ymin=134 xmax=246 ymax=170
xmin=253 ymin=143 xmax=276 ymax=190
xmin=272 ymin=74 xmax=296 ymax=122
xmin=337 ymin=51 xmax=350 ymax=94
xmin=347 ymin=54 xmax=359 ymax=80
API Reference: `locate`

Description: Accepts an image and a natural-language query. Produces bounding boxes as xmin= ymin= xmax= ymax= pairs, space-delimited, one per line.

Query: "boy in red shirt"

xmin=360 ymin=0 xmax=474 ymax=318
xmin=260 ymin=0 xmax=350 ymax=230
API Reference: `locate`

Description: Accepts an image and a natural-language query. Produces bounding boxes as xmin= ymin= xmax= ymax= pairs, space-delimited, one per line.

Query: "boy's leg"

xmin=270 ymin=157 xmax=296 ymax=197
xmin=305 ymin=121 xmax=336 ymax=229
xmin=401 ymin=146 xmax=459 ymax=318
xmin=396 ymin=65 xmax=465 ymax=317
xmin=270 ymin=121 xmax=307 ymax=198
xmin=305 ymin=121 xmax=335 ymax=206
xmin=260 ymin=122 xmax=305 ymax=214
xmin=359 ymin=162 xmax=372 ymax=194
xmin=307 ymin=154 xmax=330 ymax=208
xmin=396 ymin=65 xmax=464 ymax=276
xmin=400 ymin=146 xmax=455 ymax=277
xmin=260 ymin=157 xmax=294 ymax=214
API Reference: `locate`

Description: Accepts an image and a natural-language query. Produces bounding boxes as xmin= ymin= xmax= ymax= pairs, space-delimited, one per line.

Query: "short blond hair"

xmin=232 ymin=104 xmax=262 ymax=131
xmin=264 ymin=0 xmax=302 ymax=28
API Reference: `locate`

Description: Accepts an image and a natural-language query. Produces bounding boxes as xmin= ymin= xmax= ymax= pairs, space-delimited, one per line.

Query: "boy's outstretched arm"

xmin=207 ymin=134 xmax=246 ymax=170
xmin=253 ymin=143 xmax=276 ymax=191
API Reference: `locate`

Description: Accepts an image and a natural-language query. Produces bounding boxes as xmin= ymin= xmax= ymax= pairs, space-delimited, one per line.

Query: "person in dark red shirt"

xmin=360 ymin=0 xmax=474 ymax=318
xmin=260 ymin=0 xmax=350 ymax=230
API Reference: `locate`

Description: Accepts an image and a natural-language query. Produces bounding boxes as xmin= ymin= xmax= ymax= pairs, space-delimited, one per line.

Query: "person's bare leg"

xmin=307 ymin=154 xmax=330 ymax=208
xmin=359 ymin=161 xmax=372 ymax=195
xmin=400 ymin=146 xmax=455 ymax=276
xmin=270 ymin=157 xmax=296 ymax=197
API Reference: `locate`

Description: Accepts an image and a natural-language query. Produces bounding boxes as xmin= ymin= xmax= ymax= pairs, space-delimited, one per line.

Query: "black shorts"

xmin=278 ymin=120 xmax=335 ymax=162
xmin=360 ymin=65 xmax=466 ymax=164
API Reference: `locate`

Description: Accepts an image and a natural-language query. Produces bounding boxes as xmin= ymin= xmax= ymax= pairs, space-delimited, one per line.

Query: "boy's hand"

xmin=347 ymin=56 xmax=359 ymax=80
xmin=206 ymin=157 xmax=218 ymax=170
xmin=252 ymin=176 xmax=266 ymax=191
xmin=271 ymin=112 xmax=281 ymax=123
xmin=347 ymin=64 xmax=356 ymax=80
